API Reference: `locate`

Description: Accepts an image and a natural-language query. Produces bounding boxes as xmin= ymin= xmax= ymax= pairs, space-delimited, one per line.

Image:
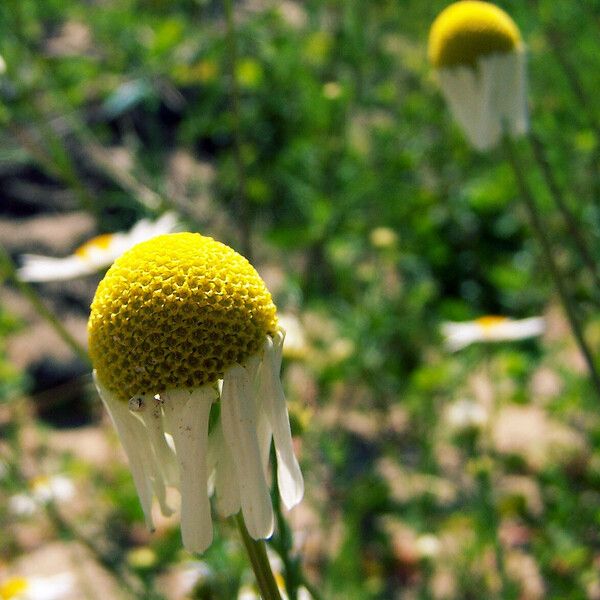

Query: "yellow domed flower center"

xmin=88 ymin=232 xmax=278 ymax=402
xmin=428 ymin=1 xmax=521 ymax=69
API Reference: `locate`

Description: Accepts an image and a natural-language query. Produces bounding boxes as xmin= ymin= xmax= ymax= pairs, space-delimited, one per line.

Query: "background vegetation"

xmin=1 ymin=0 xmax=600 ymax=598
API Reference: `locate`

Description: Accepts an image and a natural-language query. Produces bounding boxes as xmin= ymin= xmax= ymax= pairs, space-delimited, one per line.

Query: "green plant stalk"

xmin=0 ymin=242 xmax=90 ymax=365
xmin=236 ymin=512 xmax=283 ymax=600
xmin=502 ymin=135 xmax=600 ymax=398
xmin=270 ymin=451 xmax=300 ymax=600
xmin=223 ymin=0 xmax=252 ymax=260
xmin=527 ymin=130 xmax=600 ymax=290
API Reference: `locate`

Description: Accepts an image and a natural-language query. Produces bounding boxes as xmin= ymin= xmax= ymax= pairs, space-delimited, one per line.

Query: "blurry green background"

xmin=1 ymin=0 xmax=600 ymax=598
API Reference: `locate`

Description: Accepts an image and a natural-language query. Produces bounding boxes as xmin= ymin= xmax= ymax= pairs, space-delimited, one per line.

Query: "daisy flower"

xmin=441 ymin=315 xmax=545 ymax=351
xmin=0 ymin=573 xmax=74 ymax=600
xmin=446 ymin=398 xmax=488 ymax=430
xmin=17 ymin=212 xmax=179 ymax=282
xmin=88 ymin=232 xmax=304 ymax=553
xmin=428 ymin=1 xmax=528 ymax=150
xmin=8 ymin=474 xmax=75 ymax=516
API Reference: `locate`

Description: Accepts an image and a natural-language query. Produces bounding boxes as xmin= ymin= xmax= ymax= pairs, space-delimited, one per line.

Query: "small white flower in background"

xmin=8 ymin=474 xmax=75 ymax=516
xmin=428 ymin=1 xmax=528 ymax=151
xmin=175 ymin=561 xmax=213 ymax=596
xmin=415 ymin=534 xmax=442 ymax=559
xmin=446 ymin=398 xmax=488 ymax=431
xmin=277 ymin=313 xmax=308 ymax=360
xmin=17 ymin=212 xmax=179 ymax=282
xmin=0 ymin=573 xmax=74 ymax=600
xmin=441 ymin=316 xmax=545 ymax=352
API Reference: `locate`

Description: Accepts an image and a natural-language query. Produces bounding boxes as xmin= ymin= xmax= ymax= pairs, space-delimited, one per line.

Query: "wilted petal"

xmin=259 ymin=333 xmax=304 ymax=509
xmin=210 ymin=419 xmax=241 ymax=517
xmin=162 ymin=388 xmax=214 ymax=553
xmin=130 ymin=393 xmax=178 ymax=516
xmin=221 ymin=364 xmax=274 ymax=539
xmin=94 ymin=375 xmax=155 ymax=530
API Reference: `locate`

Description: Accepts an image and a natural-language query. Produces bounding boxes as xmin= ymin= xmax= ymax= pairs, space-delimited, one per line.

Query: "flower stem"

xmin=0 ymin=242 xmax=90 ymax=365
xmin=527 ymin=130 xmax=600 ymax=291
xmin=502 ymin=134 xmax=600 ymax=398
xmin=236 ymin=512 xmax=283 ymax=600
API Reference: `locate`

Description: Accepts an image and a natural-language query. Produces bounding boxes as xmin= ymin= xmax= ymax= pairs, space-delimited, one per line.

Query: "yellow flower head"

xmin=428 ymin=1 xmax=521 ymax=69
xmin=88 ymin=232 xmax=278 ymax=402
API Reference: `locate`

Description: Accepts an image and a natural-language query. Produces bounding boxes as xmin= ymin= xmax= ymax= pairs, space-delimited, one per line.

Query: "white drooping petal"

xmin=94 ymin=375 xmax=156 ymax=529
xmin=129 ymin=394 xmax=178 ymax=516
xmin=162 ymin=388 xmax=214 ymax=554
xmin=221 ymin=364 xmax=274 ymax=539
xmin=209 ymin=419 xmax=241 ymax=517
xmin=438 ymin=48 xmax=528 ymax=151
xmin=246 ymin=355 xmax=273 ymax=478
xmin=259 ymin=333 xmax=304 ymax=510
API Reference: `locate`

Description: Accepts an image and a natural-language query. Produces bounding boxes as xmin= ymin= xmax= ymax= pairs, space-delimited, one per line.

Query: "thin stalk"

xmin=223 ymin=0 xmax=252 ymax=260
xmin=544 ymin=27 xmax=600 ymax=134
xmin=502 ymin=135 xmax=600 ymax=398
xmin=271 ymin=451 xmax=300 ymax=600
xmin=527 ymin=130 xmax=600 ymax=290
xmin=236 ymin=512 xmax=283 ymax=600
xmin=0 ymin=243 xmax=90 ymax=365
xmin=7 ymin=122 xmax=98 ymax=217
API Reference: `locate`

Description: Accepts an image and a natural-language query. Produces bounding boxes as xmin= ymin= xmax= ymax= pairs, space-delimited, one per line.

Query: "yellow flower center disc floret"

xmin=88 ymin=232 xmax=278 ymax=402
xmin=428 ymin=1 xmax=521 ymax=69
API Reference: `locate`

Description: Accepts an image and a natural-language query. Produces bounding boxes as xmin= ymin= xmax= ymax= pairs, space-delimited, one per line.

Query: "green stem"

xmin=527 ymin=130 xmax=600 ymax=291
xmin=0 ymin=242 xmax=90 ymax=365
xmin=236 ymin=513 xmax=283 ymax=600
xmin=502 ymin=135 xmax=600 ymax=398
xmin=270 ymin=451 xmax=299 ymax=600
xmin=223 ymin=0 xmax=252 ymax=260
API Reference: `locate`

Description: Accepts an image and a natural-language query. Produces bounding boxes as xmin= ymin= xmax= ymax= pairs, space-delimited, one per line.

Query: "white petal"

xmin=440 ymin=322 xmax=480 ymax=351
xmin=247 ymin=355 xmax=273 ymax=478
xmin=438 ymin=65 xmax=489 ymax=150
xmin=259 ymin=334 xmax=304 ymax=509
xmin=210 ymin=419 xmax=241 ymax=517
xmin=26 ymin=573 xmax=76 ymax=600
xmin=17 ymin=254 xmax=100 ymax=281
xmin=130 ymin=393 xmax=178 ymax=516
xmin=94 ymin=374 xmax=155 ymax=529
xmin=221 ymin=364 xmax=274 ymax=539
xmin=438 ymin=48 xmax=529 ymax=151
xmin=162 ymin=388 xmax=214 ymax=554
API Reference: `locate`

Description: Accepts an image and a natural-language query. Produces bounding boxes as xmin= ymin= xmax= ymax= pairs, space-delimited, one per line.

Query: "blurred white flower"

xmin=441 ymin=316 xmax=545 ymax=352
xmin=415 ymin=534 xmax=442 ymax=559
xmin=176 ymin=561 xmax=213 ymax=596
xmin=428 ymin=1 xmax=528 ymax=150
xmin=8 ymin=474 xmax=75 ymax=516
xmin=0 ymin=573 xmax=74 ymax=600
xmin=278 ymin=313 xmax=308 ymax=360
xmin=446 ymin=398 xmax=488 ymax=431
xmin=17 ymin=212 xmax=179 ymax=282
